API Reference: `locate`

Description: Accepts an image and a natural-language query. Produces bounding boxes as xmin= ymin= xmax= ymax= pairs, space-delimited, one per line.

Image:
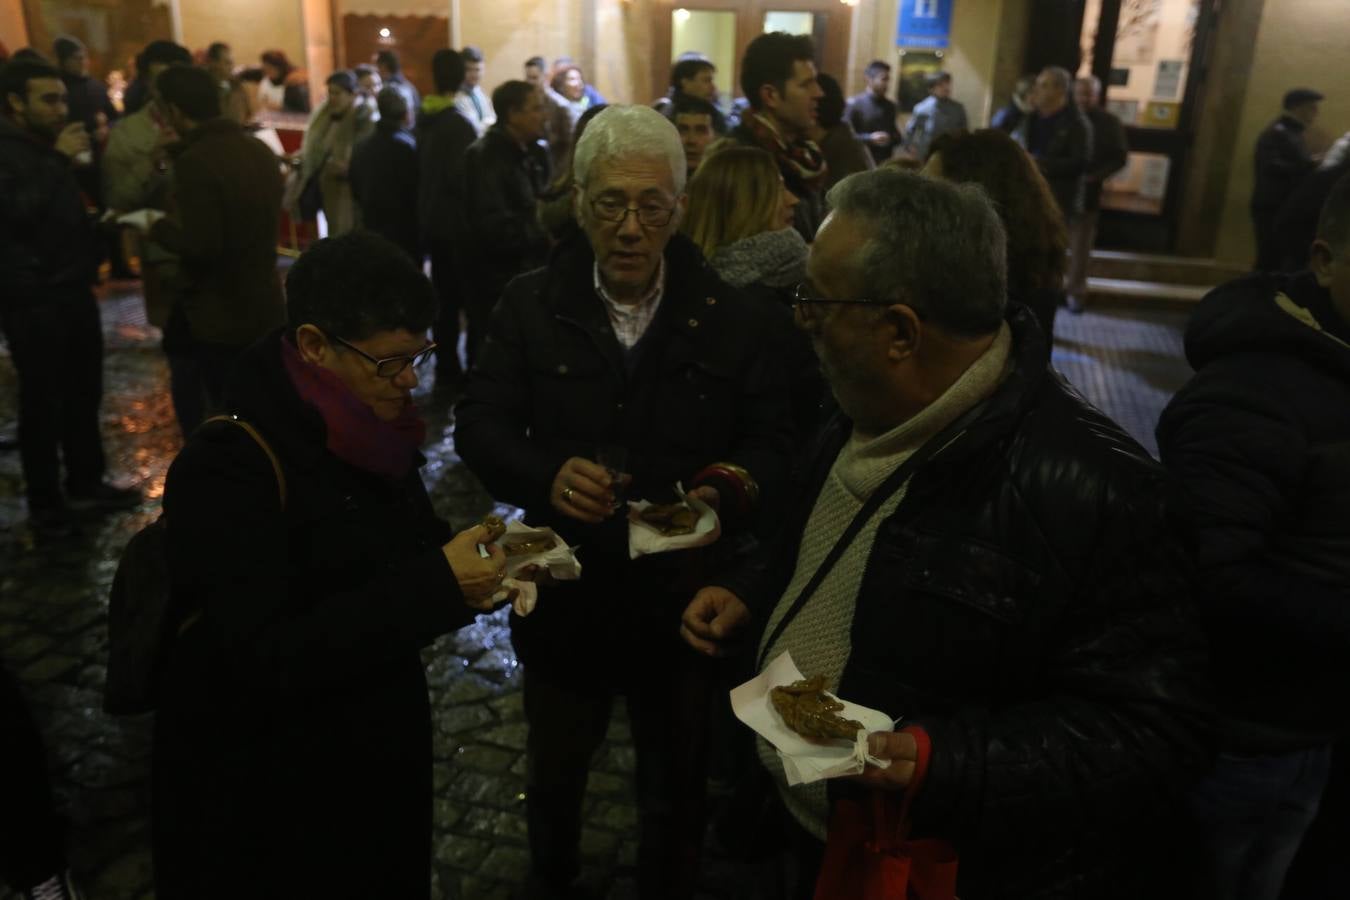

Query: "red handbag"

xmin=812 ymin=732 xmax=958 ymax=900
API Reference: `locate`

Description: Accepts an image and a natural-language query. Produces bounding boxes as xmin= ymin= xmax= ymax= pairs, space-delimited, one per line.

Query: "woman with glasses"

xmin=681 ymin=145 xmax=825 ymax=441
xmin=151 ymin=231 xmax=507 ymax=899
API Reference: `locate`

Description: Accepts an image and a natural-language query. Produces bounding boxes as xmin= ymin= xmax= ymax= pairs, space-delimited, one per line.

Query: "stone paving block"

xmin=487 ymin=689 xmax=525 ymax=720
xmin=591 ymin=800 xmax=640 ymax=832
xmin=434 ymin=796 xmax=469 ymax=830
xmin=436 ymin=701 xmax=497 ymax=735
xmin=435 ymin=833 xmax=493 ymax=872
xmin=587 ymin=771 xmax=629 ymax=797
xmin=461 ymin=807 xmax=530 ymax=845
xmin=580 ymin=826 xmax=621 ymax=860
xmin=449 ymin=769 xmax=528 ymax=810
xmin=476 ymin=720 xmax=531 ymax=750
xmin=441 ymin=672 xmax=501 ymax=705
xmin=20 ymin=653 xmax=82 ymax=681
xmin=476 ymin=843 xmax=532 ymax=881
xmin=455 ymin=743 xmax=520 ymax=774
xmin=457 ymin=874 xmax=517 ymax=900
xmin=2 ymin=632 xmax=54 ymax=662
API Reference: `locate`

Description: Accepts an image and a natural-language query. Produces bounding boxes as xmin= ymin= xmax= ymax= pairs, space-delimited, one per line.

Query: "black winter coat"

xmin=1274 ymin=161 xmax=1350 ymax=272
xmin=721 ymin=307 xmax=1211 ymax=899
xmin=1083 ymin=107 xmax=1128 ymax=211
xmin=415 ymin=104 xmax=477 ymax=243
xmin=1157 ymin=272 xmax=1350 ymax=753
xmin=350 ymin=123 xmax=422 ymax=261
xmin=1015 ymin=105 xmax=1093 ymax=220
xmin=462 ymin=124 xmax=551 ymax=302
xmin=1251 ymin=114 xmax=1316 ymax=212
xmin=153 ymin=330 xmax=478 ymax=898
xmin=455 ymin=233 xmax=793 ymax=677
xmin=0 ymin=116 xmax=100 ymax=306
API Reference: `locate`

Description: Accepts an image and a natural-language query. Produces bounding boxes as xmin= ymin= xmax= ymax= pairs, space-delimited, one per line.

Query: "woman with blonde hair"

xmin=682 ymin=146 xmax=823 ymax=439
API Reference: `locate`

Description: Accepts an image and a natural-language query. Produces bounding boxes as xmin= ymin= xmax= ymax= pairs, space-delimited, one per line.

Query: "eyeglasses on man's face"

xmin=589 ymin=196 xmax=677 ymax=228
xmin=331 ymin=334 xmax=438 ymax=379
xmin=792 ymin=283 xmax=893 ymax=310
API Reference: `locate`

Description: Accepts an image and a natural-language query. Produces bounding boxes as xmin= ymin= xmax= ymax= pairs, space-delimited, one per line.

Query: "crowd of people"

xmin=2 ymin=26 xmax=1350 ymax=900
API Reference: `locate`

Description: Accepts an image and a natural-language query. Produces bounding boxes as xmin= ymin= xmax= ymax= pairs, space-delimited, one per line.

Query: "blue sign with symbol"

xmin=896 ymin=0 xmax=954 ymax=49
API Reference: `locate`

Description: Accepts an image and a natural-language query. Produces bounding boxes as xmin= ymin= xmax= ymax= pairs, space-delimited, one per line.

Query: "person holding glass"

xmin=152 ymin=230 xmax=508 ymax=899
xmin=455 ymin=105 xmax=793 ymax=899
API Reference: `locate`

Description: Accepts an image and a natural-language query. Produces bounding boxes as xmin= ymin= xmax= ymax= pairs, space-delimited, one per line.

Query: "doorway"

xmin=652 ymin=0 xmax=852 ymax=109
xmin=1075 ymin=0 xmax=1219 ymax=251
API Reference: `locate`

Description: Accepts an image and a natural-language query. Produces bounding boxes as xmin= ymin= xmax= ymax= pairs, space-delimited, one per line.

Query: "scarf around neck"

xmin=280 ymin=336 xmax=426 ymax=480
xmin=748 ymin=112 xmax=828 ymax=191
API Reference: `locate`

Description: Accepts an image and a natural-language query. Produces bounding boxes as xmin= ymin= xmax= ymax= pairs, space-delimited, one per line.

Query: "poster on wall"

xmin=1154 ymin=60 xmax=1184 ymax=99
xmin=895 ymin=0 xmax=955 ymax=50
xmin=897 ymin=49 xmax=944 ymax=111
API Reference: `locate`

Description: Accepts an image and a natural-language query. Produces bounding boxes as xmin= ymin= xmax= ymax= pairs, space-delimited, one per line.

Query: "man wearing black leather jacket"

xmin=681 ymin=168 xmax=1210 ymax=900
xmin=1158 ymin=172 xmax=1350 ymax=900
xmin=461 ymin=80 xmax=551 ymax=366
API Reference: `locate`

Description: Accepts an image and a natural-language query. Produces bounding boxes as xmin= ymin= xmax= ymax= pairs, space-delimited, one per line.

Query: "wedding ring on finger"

xmin=562 ymin=486 xmax=575 ymax=504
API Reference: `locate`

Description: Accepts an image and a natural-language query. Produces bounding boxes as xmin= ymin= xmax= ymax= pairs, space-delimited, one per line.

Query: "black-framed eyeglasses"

xmin=331 ymin=334 xmax=438 ymax=379
xmin=791 ymin=283 xmax=926 ymax=319
xmin=589 ymin=197 xmax=677 ymax=228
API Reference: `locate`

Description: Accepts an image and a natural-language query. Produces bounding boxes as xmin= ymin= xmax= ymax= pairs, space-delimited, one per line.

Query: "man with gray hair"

xmin=1014 ymin=66 xmax=1092 ymax=230
xmin=681 ymin=168 xmax=1208 ymax=897
xmin=1066 ymin=74 xmax=1128 ymax=311
xmin=455 ymin=104 xmax=793 ymax=899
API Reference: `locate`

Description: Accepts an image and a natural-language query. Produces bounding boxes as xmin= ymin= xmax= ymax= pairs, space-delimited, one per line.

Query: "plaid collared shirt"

xmin=594 ymin=257 xmax=666 ymax=350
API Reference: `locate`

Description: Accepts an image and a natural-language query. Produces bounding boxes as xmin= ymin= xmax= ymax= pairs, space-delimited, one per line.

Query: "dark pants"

xmin=162 ymin=307 xmax=244 ymax=436
xmin=465 ymin=276 xmax=509 ymax=371
xmin=1187 ymin=745 xmax=1332 ymax=900
xmin=0 ymin=664 xmax=66 ymax=891
xmin=522 ymin=652 xmax=714 ymax=899
xmin=427 ymin=239 xmax=463 ymax=377
xmin=0 ymin=294 xmax=106 ymax=510
xmin=1252 ymin=208 xmax=1281 ymax=272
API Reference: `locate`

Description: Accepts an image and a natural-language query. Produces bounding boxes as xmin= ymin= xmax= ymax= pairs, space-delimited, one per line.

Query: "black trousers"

xmin=427 ymin=238 xmax=464 ymax=377
xmin=0 ymin=294 xmax=106 ymax=510
xmin=522 ymin=649 xmax=715 ymax=899
xmin=1252 ymin=207 xmax=1282 ymax=272
xmin=0 ymin=664 xmax=66 ymax=891
xmin=162 ymin=307 xmax=245 ymax=436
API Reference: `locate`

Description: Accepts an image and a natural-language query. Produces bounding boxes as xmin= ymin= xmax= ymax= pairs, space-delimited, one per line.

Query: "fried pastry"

xmin=770 ymin=675 xmax=864 ymax=741
xmin=639 ymin=502 xmax=700 ymax=536
xmin=480 ymin=515 xmax=507 ymax=544
xmin=503 ymin=533 xmax=555 ymax=557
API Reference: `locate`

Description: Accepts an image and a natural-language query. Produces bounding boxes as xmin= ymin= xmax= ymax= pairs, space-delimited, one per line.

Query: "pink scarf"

xmin=280 ymin=336 xmax=426 ymax=480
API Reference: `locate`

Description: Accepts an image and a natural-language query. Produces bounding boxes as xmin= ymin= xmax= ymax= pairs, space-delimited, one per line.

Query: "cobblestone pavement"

xmin=0 ymin=288 xmax=1195 ymax=900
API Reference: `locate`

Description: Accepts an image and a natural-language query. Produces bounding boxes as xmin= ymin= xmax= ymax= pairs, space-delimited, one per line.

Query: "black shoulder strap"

xmin=200 ymin=415 xmax=287 ymax=511
xmin=756 ymin=401 xmax=987 ymax=669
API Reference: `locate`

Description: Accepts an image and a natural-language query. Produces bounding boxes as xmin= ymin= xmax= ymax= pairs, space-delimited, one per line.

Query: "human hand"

xmin=868 ymin=131 xmax=892 ymax=147
xmin=687 ymin=485 xmax=720 ymax=511
xmin=851 ymin=731 xmax=919 ymax=792
xmin=55 ymin=122 xmax=91 ymax=161
xmin=550 ymin=457 xmax=621 ymax=524
xmin=442 ymin=524 xmax=507 ymax=610
xmin=680 ymin=586 xmax=750 ymax=657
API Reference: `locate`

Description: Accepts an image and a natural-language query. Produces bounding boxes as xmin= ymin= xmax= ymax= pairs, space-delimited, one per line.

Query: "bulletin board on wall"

xmin=896 ymin=49 xmax=944 ymax=112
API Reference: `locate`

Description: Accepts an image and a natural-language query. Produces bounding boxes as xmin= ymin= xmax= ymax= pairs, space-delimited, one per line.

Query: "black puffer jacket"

xmin=415 ymin=102 xmax=477 ymax=243
xmin=1157 ymin=272 xmax=1350 ymax=753
xmin=0 ymin=116 xmax=100 ymax=306
xmin=154 ymin=330 xmax=478 ymax=898
xmin=721 ymin=306 xmax=1211 ymax=899
xmin=455 ymin=233 xmax=794 ymax=675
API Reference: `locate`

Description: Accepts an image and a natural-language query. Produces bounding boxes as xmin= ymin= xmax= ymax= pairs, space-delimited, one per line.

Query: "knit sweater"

xmin=756 ymin=322 xmax=1013 ymax=838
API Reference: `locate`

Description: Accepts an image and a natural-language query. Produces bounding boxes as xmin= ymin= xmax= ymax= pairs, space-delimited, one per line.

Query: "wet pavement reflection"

xmin=0 ymin=286 xmax=1192 ymax=899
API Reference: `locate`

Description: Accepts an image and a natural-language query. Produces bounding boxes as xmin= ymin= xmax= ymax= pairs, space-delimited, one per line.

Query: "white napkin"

xmin=487 ymin=519 xmax=581 ymax=618
xmin=731 ymin=651 xmax=896 ymax=786
xmin=627 ymin=482 xmax=721 ymax=559
xmin=115 ymin=208 xmax=166 ymax=232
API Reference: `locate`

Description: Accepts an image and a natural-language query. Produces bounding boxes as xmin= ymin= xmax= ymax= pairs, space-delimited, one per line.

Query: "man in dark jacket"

xmin=455 ymin=105 xmax=793 ymax=900
xmin=350 ymin=86 xmax=421 ymax=262
xmin=846 ymin=60 xmax=899 ymax=165
xmin=416 ymin=48 xmax=476 ymax=384
xmin=1066 ymin=75 xmax=1128 ymax=312
xmin=1157 ymin=172 xmax=1350 ymax=900
xmin=52 ymin=35 xmax=116 ymax=204
xmin=1014 ymin=66 xmax=1092 ymax=226
xmin=682 ymin=168 xmax=1209 ymax=900
xmin=729 ymin=32 xmax=827 ymax=242
xmin=374 ymin=48 xmax=419 ymax=126
xmin=1252 ymin=88 xmax=1323 ymax=271
xmin=1 ymin=59 xmax=139 ymax=537
xmin=138 ymin=65 xmax=285 ymax=434
xmin=461 ymin=80 xmax=550 ymax=366
xmin=653 ymin=53 xmax=727 ymax=134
